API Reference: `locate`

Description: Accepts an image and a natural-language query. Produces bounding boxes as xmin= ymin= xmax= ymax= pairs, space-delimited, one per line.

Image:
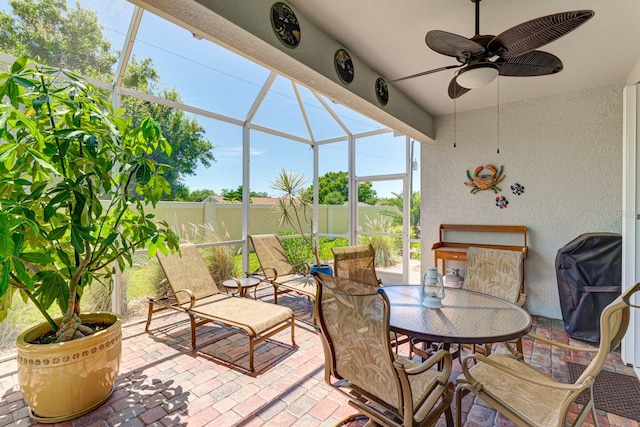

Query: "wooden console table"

xmin=432 ymin=224 xmax=528 ymax=276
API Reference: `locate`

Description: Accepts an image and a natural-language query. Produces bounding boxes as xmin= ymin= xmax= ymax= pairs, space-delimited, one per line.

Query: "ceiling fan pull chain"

xmin=453 ymin=93 xmax=457 ymax=148
xmin=496 ymin=76 xmax=500 ymax=154
xmin=474 ymin=0 xmax=481 ymax=36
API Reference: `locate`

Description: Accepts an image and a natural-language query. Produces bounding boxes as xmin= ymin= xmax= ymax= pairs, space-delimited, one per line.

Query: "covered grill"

xmin=555 ymin=233 xmax=621 ymax=342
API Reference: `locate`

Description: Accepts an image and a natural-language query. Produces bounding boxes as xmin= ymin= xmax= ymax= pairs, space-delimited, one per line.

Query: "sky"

xmin=2 ymin=0 xmax=420 ymax=198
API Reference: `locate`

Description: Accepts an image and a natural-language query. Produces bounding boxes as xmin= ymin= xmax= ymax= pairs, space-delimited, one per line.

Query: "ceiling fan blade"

xmin=448 ymin=77 xmax=471 ymax=99
xmin=388 ymin=64 xmax=463 ymax=83
xmin=426 ymin=30 xmax=485 ymax=63
xmin=497 ymin=51 xmax=563 ymax=77
xmin=488 ymin=10 xmax=594 ymax=59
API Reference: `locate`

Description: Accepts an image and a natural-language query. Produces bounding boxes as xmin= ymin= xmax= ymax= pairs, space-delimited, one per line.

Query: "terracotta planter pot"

xmin=16 ymin=312 xmax=122 ymax=423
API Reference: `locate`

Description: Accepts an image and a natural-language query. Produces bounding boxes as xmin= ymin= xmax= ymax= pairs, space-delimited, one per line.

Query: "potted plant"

xmin=0 ymin=57 xmax=179 ymax=422
xmin=270 ymin=168 xmax=332 ymax=274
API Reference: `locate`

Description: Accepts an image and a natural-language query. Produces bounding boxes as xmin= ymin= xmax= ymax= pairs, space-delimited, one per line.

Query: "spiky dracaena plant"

xmin=270 ymin=168 xmax=321 ymax=266
xmin=0 ymin=57 xmax=180 ymax=342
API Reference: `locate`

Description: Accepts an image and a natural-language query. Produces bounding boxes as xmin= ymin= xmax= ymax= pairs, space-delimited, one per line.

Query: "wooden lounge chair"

xmin=145 ymin=243 xmax=295 ymax=371
xmin=314 ymin=272 xmax=454 ymax=427
xmin=248 ymin=234 xmax=316 ymax=306
xmin=455 ymin=282 xmax=640 ymax=427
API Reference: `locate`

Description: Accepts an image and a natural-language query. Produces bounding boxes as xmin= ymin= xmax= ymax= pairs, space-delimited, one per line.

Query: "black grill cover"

xmin=555 ymin=233 xmax=621 ymax=342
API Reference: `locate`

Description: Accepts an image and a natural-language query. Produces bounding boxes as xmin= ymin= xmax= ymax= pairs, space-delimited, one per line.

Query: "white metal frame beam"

xmin=241 ymin=72 xmax=277 ymax=273
xmin=0 ymin=3 xmax=418 ymax=314
xmin=110 ymin=7 xmax=144 ymax=315
xmin=622 ymin=84 xmax=639 ymax=372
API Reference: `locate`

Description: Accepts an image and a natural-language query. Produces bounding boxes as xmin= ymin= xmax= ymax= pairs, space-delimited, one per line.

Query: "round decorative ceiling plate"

xmin=270 ymin=2 xmax=301 ymax=48
xmin=334 ymin=49 xmax=354 ymax=84
xmin=375 ymin=78 xmax=389 ymax=106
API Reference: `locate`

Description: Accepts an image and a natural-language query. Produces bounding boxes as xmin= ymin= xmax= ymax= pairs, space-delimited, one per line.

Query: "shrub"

xmin=0 ymin=57 xmax=180 ymax=341
xmin=318 ymin=237 xmax=348 ymax=261
xmin=278 ymin=231 xmax=311 ymax=272
xmin=171 ymin=222 xmax=237 ymax=283
xmin=202 ymin=245 xmax=238 ymax=284
xmin=173 ymin=223 xmax=228 ymax=244
xmin=90 ymin=256 xmax=166 ymax=322
xmin=82 ymin=274 xmax=117 ymax=314
xmin=410 ymin=242 xmax=422 ymax=260
xmin=366 ymin=235 xmax=398 ymax=267
xmin=360 ymin=216 xmax=400 ymax=267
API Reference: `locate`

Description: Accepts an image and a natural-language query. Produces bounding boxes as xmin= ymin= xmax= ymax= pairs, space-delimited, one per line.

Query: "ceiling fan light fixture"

xmin=456 ymin=63 xmax=499 ymax=89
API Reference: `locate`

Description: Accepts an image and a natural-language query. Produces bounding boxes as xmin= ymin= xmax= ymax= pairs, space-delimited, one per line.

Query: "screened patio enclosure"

xmin=0 ymin=0 xmax=420 ymax=331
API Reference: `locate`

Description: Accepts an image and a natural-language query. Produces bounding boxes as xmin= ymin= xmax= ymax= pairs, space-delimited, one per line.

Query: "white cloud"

xmin=218 ymin=146 xmax=264 ymax=158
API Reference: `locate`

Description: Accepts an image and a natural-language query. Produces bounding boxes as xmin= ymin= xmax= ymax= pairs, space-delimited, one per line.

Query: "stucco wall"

xmin=421 ymin=83 xmax=624 ymax=319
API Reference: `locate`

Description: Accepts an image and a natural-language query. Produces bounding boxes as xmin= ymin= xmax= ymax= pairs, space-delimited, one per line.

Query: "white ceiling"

xmin=287 ymin=0 xmax=640 ymax=117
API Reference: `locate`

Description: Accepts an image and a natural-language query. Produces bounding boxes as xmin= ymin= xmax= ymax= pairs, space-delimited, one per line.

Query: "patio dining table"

xmin=383 ymin=285 xmax=532 ymax=346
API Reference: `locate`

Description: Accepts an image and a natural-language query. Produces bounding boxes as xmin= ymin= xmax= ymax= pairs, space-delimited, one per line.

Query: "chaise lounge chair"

xmin=248 ymin=234 xmax=316 ymax=308
xmin=145 ymin=243 xmax=296 ymax=371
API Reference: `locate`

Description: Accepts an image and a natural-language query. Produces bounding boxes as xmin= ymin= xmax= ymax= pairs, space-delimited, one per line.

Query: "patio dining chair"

xmin=332 ymin=244 xmax=409 ymax=353
xmin=463 ymin=246 xmax=526 ymax=306
xmin=455 ymin=282 xmax=640 ymax=427
xmin=411 ymin=246 xmax=526 ymax=362
xmin=146 ymin=243 xmax=296 ymax=371
xmin=332 ymin=244 xmax=382 ymax=285
xmin=314 ymin=272 xmax=454 ymax=427
xmin=460 ymin=246 xmax=527 ymax=355
xmin=248 ymin=234 xmax=317 ymax=319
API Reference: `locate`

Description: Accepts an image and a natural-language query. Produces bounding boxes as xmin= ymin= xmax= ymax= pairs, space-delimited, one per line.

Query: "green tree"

xmin=0 ymin=0 xmax=115 ymax=78
xmin=121 ymin=58 xmax=215 ymax=199
xmin=378 ymin=191 xmax=421 ymax=238
xmin=357 ymin=182 xmax=378 ymax=205
xmin=221 ymin=186 xmax=269 ymax=202
xmin=317 ymin=171 xmax=347 ymax=204
xmin=252 ymin=190 xmax=270 ymax=198
xmin=324 ymin=190 xmax=345 ymax=205
xmin=121 ymin=73 xmax=214 ymax=198
xmin=0 ymin=57 xmax=179 ymax=339
xmin=316 ymin=171 xmax=377 ymax=204
xmin=0 ymin=0 xmax=215 ymax=199
xmin=221 ymin=186 xmax=242 ymax=202
xmin=188 ymin=189 xmax=217 ymax=202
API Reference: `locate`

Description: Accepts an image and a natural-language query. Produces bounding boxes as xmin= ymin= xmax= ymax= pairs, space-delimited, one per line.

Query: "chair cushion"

xmin=191 ymin=294 xmax=294 ymax=337
xmin=456 ymin=354 xmax=573 ymax=426
xmin=464 ymin=247 xmax=524 ymax=304
xmin=274 ymin=273 xmax=317 ymax=299
xmin=395 ymin=355 xmax=445 ymax=410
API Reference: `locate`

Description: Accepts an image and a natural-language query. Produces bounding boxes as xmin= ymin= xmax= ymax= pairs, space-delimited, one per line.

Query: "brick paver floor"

xmin=0 ymin=284 xmax=638 ymax=427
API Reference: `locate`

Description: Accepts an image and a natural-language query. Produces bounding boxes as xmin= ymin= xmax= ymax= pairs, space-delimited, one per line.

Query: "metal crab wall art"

xmin=464 ymin=164 xmax=505 ymax=194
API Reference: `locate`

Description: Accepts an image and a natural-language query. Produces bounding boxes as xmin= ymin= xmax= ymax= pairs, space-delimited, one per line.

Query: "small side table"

xmin=222 ymin=277 xmax=260 ymax=299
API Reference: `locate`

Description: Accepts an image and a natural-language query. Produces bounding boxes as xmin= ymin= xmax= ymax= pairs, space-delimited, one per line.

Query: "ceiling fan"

xmin=389 ymin=0 xmax=594 ymax=99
